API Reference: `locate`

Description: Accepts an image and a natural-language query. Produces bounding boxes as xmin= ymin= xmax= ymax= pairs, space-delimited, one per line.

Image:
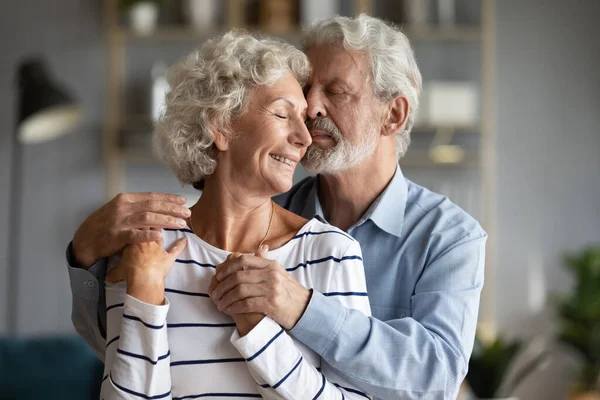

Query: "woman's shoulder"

xmin=289 ymin=216 xmax=358 ymax=258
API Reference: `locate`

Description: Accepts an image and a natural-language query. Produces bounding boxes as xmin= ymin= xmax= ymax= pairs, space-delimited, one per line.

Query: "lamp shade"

xmin=17 ymin=59 xmax=82 ymax=144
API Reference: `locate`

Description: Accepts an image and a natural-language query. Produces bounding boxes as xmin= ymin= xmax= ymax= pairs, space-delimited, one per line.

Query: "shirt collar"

xmin=365 ymin=165 xmax=407 ymax=237
xmin=302 ymin=165 xmax=408 ymax=238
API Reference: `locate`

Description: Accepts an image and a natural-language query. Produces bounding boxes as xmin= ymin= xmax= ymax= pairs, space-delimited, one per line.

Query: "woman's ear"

xmin=382 ymin=95 xmax=410 ymax=137
xmin=213 ymin=129 xmax=229 ymax=151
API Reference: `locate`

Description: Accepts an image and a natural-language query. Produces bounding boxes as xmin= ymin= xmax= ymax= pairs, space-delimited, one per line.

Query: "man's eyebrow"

xmin=327 ymin=78 xmax=353 ymax=91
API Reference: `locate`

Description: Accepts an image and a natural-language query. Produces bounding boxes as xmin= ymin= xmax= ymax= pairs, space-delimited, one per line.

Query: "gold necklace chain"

xmin=188 ymin=199 xmax=274 ymax=253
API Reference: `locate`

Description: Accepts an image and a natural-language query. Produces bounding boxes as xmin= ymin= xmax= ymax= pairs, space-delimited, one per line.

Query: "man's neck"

xmin=318 ymin=153 xmax=397 ymax=232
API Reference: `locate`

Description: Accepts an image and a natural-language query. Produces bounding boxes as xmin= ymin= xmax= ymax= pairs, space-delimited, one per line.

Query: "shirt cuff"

xmin=231 ymin=317 xmax=301 ymax=387
xmin=66 ymin=242 xmax=106 ymax=302
xmin=123 ymin=294 xmax=170 ymax=326
xmin=288 ymin=290 xmax=348 ymax=356
xmin=230 ymin=316 xmax=283 ymax=359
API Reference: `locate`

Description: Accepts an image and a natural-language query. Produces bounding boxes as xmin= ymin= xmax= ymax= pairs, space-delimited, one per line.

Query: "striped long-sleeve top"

xmin=101 ymin=217 xmax=372 ymax=400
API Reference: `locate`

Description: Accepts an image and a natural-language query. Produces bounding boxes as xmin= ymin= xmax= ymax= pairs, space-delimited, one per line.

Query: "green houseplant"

xmin=556 ymin=246 xmax=600 ymax=398
xmin=465 ymin=334 xmax=549 ymax=399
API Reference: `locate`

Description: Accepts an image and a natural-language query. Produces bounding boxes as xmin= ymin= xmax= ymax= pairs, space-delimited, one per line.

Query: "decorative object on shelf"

xmin=428 ymin=127 xmax=465 ymax=165
xmin=121 ymin=0 xmax=161 ymax=36
xmin=419 ymin=81 xmax=479 ymax=127
xmin=301 ymin=0 xmax=338 ymax=28
xmin=151 ymin=61 xmax=169 ymax=124
xmin=259 ymin=0 xmax=296 ymax=33
xmin=437 ymin=0 xmax=455 ymax=26
xmin=183 ymin=0 xmax=218 ymax=32
xmin=556 ymin=246 xmax=600 ymax=400
xmin=403 ymin=0 xmax=430 ymax=26
xmin=8 ymin=58 xmax=82 ymax=333
xmin=462 ymin=334 xmax=550 ymax=399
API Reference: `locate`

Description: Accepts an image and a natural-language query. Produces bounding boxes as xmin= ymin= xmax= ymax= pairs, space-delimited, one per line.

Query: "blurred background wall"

xmin=495 ymin=1 xmax=600 ymax=398
xmin=0 ymin=0 xmax=599 ymax=398
xmin=0 ymin=0 xmax=106 ymax=335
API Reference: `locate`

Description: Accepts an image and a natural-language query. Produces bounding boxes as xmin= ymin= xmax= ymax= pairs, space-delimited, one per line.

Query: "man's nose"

xmin=306 ymin=88 xmax=326 ymax=120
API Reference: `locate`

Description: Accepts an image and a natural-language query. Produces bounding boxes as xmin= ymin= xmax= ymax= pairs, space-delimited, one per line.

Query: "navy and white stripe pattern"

xmin=102 ymin=218 xmax=371 ymax=399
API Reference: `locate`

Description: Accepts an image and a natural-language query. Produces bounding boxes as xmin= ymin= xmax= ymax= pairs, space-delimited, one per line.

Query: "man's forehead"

xmin=306 ymin=44 xmax=369 ymax=83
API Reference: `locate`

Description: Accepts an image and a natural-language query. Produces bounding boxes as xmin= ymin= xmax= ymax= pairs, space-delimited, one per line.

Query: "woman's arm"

xmin=67 ymin=192 xmax=191 ymax=359
xmin=229 ymin=240 xmax=372 ymax=399
xmin=101 ymin=237 xmax=186 ymax=399
xmin=101 ymin=290 xmax=173 ymax=399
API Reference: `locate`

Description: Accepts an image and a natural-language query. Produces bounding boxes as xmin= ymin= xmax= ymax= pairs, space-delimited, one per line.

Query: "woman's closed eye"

xmin=275 ymin=114 xmax=288 ymax=120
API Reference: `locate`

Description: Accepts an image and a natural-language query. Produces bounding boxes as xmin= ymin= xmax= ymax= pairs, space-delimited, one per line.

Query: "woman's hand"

xmin=107 ymin=234 xmax=187 ymax=305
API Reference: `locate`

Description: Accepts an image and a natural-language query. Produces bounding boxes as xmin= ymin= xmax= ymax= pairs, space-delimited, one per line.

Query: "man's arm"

xmin=227 ymin=240 xmax=373 ymax=400
xmin=289 ymin=234 xmax=487 ymax=400
xmin=67 ymin=242 xmax=108 ymax=360
xmin=67 ymin=192 xmax=191 ymax=358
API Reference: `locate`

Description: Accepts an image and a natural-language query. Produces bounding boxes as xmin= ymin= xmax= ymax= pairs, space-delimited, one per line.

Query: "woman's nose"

xmin=292 ymin=118 xmax=312 ymax=148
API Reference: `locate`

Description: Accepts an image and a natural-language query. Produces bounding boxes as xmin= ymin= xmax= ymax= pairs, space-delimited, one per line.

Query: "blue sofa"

xmin=0 ymin=335 xmax=103 ymax=400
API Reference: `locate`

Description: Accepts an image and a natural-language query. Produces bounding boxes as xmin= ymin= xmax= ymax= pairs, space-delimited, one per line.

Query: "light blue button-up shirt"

xmin=274 ymin=166 xmax=487 ymax=400
xmin=68 ymin=166 xmax=485 ymax=400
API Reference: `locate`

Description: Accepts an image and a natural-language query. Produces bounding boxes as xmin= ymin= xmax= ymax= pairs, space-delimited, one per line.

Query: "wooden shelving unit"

xmin=104 ymin=0 xmax=497 ymax=332
xmin=404 ymin=25 xmax=481 ymax=41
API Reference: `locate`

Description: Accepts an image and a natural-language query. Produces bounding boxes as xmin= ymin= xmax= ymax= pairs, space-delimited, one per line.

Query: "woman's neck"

xmin=189 ymin=176 xmax=274 ymax=253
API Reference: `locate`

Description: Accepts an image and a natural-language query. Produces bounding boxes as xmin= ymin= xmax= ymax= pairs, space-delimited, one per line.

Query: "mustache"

xmin=306 ymin=118 xmax=341 ymax=140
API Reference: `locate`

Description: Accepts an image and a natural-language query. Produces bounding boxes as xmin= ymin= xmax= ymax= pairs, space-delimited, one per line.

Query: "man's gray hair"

xmin=154 ymin=31 xmax=311 ymax=186
xmin=302 ymin=14 xmax=422 ymax=158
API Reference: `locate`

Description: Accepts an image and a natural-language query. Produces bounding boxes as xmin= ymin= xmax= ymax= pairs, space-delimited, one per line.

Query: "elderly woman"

xmin=100 ymin=31 xmax=371 ymax=400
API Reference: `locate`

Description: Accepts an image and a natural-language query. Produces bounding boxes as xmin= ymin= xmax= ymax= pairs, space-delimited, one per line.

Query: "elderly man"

xmin=68 ymin=15 xmax=486 ymax=400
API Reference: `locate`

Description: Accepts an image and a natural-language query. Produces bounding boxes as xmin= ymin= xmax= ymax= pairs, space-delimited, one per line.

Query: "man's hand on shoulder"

xmin=72 ymin=192 xmax=191 ymax=268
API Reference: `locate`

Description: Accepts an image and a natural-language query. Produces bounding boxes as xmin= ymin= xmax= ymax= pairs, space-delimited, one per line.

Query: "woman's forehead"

xmin=251 ymin=76 xmax=306 ymax=107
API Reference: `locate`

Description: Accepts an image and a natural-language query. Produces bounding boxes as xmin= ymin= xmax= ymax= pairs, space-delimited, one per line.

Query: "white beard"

xmin=302 ymin=118 xmax=378 ymax=174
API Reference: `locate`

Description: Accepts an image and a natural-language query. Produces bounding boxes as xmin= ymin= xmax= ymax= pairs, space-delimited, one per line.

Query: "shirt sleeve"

xmin=101 ymin=293 xmax=173 ymax=399
xmin=66 ymin=241 xmax=108 ymax=361
xmin=230 ymin=239 xmax=372 ymax=400
xmin=289 ymin=233 xmax=487 ymax=400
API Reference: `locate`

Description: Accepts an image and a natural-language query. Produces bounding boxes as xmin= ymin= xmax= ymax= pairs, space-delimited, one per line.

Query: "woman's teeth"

xmin=270 ymin=154 xmax=296 ymax=166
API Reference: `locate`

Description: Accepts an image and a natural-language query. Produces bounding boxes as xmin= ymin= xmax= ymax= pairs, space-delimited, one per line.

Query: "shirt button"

xmin=85 ymin=280 xmax=96 ymax=288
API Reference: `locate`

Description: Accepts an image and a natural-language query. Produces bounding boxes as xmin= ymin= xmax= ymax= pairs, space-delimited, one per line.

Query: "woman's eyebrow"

xmin=270 ymin=97 xmax=300 ymax=109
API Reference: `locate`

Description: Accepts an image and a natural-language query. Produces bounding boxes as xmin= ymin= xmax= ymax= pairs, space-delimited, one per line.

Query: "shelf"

xmin=403 ymin=25 xmax=481 ymax=41
xmin=399 ymin=150 xmax=479 ymax=168
xmin=112 ymin=25 xmax=303 ymax=42
xmin=412 ymin=123 xmax=481 ymax=133
xmin=110 ymin=24 xmax=481 ymax=43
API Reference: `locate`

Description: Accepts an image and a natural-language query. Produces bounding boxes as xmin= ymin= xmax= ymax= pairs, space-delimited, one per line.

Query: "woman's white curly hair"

xmin=154 ymin=30 xmax=311 ymax=187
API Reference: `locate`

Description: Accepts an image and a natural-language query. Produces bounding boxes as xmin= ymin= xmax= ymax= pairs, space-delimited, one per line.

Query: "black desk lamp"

xmin=7 ymin=58 xmax=83 ymax=333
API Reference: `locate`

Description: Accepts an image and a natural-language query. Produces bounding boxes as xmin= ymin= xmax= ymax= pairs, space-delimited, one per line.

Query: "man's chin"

xmin=301 ymin=156 xmax=340 ymax=175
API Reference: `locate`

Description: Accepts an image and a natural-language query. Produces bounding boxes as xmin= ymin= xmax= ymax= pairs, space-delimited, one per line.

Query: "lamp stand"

xmin=6 ymin=126 xmax=23 ymax=334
